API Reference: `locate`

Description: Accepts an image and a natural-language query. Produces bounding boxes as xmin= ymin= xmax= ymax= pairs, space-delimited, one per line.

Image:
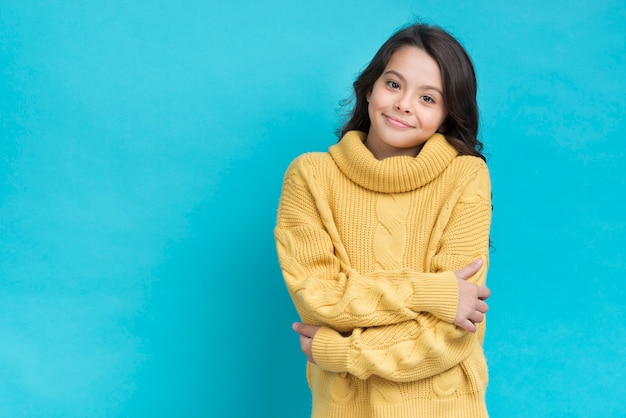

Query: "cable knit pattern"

xmin=275 ymin=131 xmax=492 ymax=417
xmin=374 ymin=193 xmax=411 ymax=270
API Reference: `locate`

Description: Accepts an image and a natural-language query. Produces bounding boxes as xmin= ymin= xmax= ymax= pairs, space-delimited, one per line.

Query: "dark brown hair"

xmin=338 ymin=23 xmax=484 ymax=160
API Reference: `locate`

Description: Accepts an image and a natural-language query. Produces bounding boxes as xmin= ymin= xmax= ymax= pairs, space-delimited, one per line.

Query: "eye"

xmin=386 ymin=80 xmax=400 ymax=89
xmin=421 ymin=95 xmax=435 ymax=104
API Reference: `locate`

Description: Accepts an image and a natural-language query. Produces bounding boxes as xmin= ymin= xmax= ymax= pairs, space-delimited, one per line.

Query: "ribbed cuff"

xmin=311 ymin=326 xmax=352 ymax=373
xmin=410 ymin=272 xmax=458 ymax=323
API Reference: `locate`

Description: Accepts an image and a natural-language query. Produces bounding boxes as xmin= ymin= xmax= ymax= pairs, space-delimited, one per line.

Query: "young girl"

xmin=275 ymin=23 xmax=492 ymax=417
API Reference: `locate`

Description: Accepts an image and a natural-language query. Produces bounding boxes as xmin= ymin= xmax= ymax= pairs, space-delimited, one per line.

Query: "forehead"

xmin=384 ymin=46 xmax=443 ymax=88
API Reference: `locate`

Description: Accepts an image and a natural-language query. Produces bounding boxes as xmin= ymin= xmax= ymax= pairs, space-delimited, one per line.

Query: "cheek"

xmin=440 ymin=115 xmax=449 ymax=130
xmin=429 ymin=110 xmax=448 ymax=129
xmin=437 ymin=118 xmax=448 ymax=132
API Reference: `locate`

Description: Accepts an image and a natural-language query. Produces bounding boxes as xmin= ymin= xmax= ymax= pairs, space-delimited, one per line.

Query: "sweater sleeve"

xmin=275 ymin=158 xmax=460 ymax=333
xmin=310 ymin=162 xmax=492 ymax=381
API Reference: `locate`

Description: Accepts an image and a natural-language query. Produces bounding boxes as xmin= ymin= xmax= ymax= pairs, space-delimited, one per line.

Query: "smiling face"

xmin=365 ymin=46 xmax=448 ymax=160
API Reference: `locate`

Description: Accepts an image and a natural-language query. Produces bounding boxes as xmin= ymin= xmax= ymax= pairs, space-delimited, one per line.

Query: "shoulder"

xmin=288 ymin=151 xmax=332 ymax=168
xmin=283 ymin=152 xmax=335 ymax=182
xmin=451 ymin=154 xmax=488 ymax=173
xmin=447 ymin=154 xmax=490 ymax=182
xmin=449 ymin=156 xmax=491 ymax=202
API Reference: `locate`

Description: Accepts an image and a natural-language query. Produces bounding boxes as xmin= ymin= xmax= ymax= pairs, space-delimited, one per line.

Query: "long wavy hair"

xmin=338 ymin=23 xmax=484 ymax=160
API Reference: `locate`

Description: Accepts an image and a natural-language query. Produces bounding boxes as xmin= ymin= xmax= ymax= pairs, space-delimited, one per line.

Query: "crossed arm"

xmin=293 ymin=258 xmax=490 ymax=365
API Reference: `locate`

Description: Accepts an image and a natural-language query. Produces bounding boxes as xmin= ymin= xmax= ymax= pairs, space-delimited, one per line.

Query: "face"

xmin=365 ymin=46 xmax=447 ymax=159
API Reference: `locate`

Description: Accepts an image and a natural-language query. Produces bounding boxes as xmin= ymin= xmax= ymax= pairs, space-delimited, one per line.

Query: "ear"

xmin=366 ymin=89 xmax=372 ymax=102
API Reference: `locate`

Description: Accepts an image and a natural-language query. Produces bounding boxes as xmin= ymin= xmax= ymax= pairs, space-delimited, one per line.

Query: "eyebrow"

xmin=383 ymin=70 xmax=444 ymax=96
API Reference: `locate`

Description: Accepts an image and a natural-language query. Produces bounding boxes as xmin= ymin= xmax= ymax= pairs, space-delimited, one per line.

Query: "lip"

xmin=383 ymin=114 xmax=414 ymax=129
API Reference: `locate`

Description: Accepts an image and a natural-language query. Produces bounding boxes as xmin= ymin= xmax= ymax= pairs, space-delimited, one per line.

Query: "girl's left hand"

xmin=292 ymin=322 xmax=321 ymax=364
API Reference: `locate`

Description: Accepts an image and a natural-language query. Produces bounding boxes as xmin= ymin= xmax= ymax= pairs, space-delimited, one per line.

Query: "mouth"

xmin=383 ymin=114 xmax=415 ymax=129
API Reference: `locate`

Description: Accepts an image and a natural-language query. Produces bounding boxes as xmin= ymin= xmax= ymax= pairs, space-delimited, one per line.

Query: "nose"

xmin=394 ymin=94 xmax=412 ymax=113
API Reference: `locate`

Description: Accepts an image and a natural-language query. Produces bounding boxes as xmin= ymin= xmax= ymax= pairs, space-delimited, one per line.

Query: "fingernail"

xmin=476 ymin=258 xmax=483 ymax=265
xmin=292 ymin=322 xmax=299 ymax=331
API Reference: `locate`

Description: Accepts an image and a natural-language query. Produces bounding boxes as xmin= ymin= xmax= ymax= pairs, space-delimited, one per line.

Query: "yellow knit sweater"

xmin=275 ymin=131 xmax=492 ymax=418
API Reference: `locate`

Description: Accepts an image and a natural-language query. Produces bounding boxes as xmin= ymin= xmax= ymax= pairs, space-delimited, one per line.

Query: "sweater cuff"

xmin=410 ymin=271 xmax=458 ymax=323
xmin=311 ymin=326 xmax=352 ymax=373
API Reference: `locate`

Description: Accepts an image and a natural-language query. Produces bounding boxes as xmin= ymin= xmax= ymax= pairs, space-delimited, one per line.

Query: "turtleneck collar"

xmin=329 ymin=131 xmax=458 ymax=193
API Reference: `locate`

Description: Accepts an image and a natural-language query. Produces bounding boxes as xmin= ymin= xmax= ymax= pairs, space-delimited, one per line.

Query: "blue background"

xmin=1 ymin=0 xmax=624 ymax=416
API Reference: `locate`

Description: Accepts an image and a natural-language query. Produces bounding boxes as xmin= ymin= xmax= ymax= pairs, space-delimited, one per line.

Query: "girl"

xmin=275 ymin=22 xmax=492 ymax=417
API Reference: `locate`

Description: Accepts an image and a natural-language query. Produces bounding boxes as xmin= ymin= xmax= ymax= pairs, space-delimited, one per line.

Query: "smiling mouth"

xmin=384 ymin=115 xmax=414 ymax=128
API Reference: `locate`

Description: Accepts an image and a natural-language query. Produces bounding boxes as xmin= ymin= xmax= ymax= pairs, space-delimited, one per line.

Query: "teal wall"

xmin=1 ymin=0 xmax=624 ymax=416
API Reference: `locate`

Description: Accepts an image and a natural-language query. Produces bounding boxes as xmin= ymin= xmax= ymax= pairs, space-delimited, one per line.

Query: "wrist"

xmin=411 ymin=271 xmax=458 ymax=322
xmin=311 ymin=326 xmax=351 ymax=373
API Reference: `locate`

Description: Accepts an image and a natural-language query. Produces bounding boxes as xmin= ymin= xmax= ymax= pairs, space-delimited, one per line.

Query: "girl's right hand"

xmin=453 ymin=258 xmax=490 ymax=333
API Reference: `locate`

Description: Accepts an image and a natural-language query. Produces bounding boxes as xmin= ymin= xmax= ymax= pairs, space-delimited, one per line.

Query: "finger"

xmin=469 ymin=311 xmax=485 ymax=324
xmin=476 ymin=300 xmax=489 ymax=314
xmin=292 ymin=322 xmax=317 ymax=338
xmin=299 ymin=335 xmax=316 ymax=364
xmin=292 ymin=322 xmax=305 ymax=335
xmin=478 ymin=286 xmax=491 ymax=301
xmin=459 ymin=319 xmax=477 ymax=333
xmin=299 ymin=334 xmax=312 ymax=353
xmin=454 ymin=258 xmax=483 ymax=280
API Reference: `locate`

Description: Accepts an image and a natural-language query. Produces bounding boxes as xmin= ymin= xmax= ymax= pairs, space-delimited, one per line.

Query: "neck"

xmin=364 ymin=137 xmax=425 ymax=160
